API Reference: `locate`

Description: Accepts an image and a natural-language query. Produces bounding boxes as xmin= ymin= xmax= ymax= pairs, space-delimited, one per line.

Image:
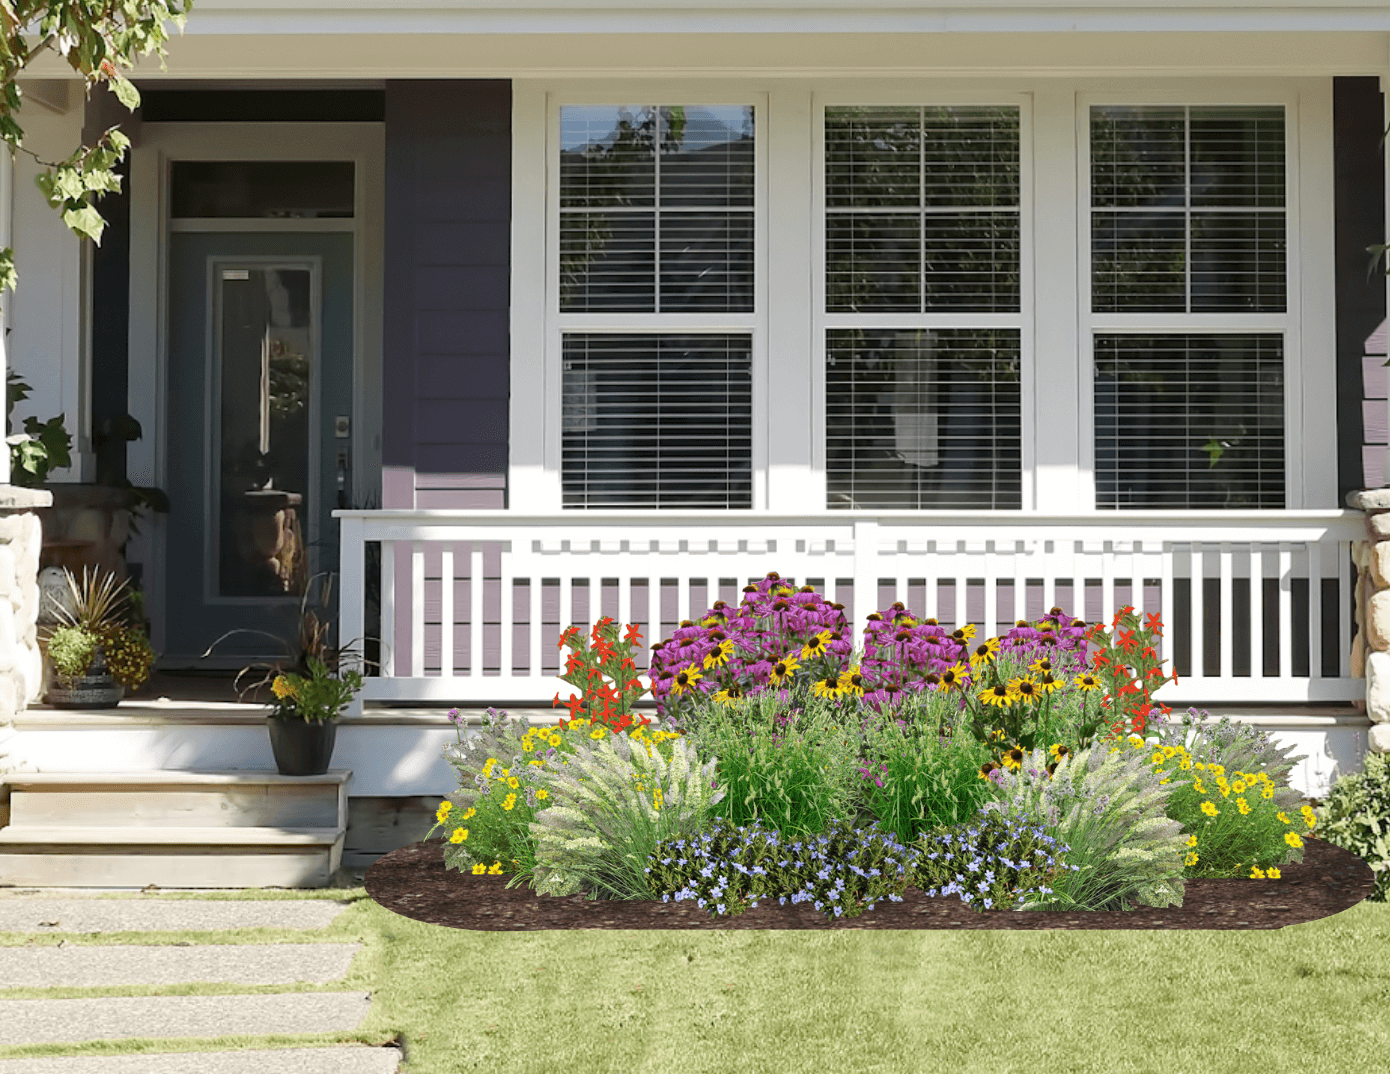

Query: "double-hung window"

xmin=821 ymin=102 xmax=1025 ymax=510
xmin=1086 ymin=103 xmax=1289 ymax=509
xmin=556 ymin=104 xmax=757 ymax=508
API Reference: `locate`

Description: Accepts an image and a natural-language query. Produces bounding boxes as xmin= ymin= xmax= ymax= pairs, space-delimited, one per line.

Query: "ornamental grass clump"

xmin=522 ymin=727 xmax=725 ymax=900
xmin=1134 ymin=732 xmax=1312 ymax=879
xmin=908 ymin=809 xmax=1070 ymax=911
xmin=643 ymin=814 xmax=924 ymax=920
xmin=980 ymin=742 xmax=1189 ymax=911
xmin=1317 ymin=751 xmax=1390 ymax=901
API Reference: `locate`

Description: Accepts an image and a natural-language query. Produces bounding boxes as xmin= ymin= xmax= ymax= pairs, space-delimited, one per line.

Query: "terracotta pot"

xmin=45 ymin=647 xmax=124 ymax=709
xmin=267 ymin=715 xmax=338 ymax=776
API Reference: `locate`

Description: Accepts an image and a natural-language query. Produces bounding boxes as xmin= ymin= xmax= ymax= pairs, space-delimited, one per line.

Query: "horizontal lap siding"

xmin=383 ymin=80 xmax=511 ymax=510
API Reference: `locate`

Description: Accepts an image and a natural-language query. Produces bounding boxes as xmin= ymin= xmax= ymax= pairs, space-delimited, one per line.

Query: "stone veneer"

xmin=0 ymin=486 xmax=51 ymax=774
xmin=1346 ymin=489 xmax=1390 ymax=755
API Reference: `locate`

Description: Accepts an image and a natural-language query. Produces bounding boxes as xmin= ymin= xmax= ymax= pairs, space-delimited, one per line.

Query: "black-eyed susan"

xmin=713 ymin=685 xmax=745 ymax=707
xmin=1007 ymin=676 xmax=1041 ymax=704
xmin=1048 ymin=743 xmax=1072 ymax=763
xmin=937 ymin=662 xmax=968 ymax=692
xmin=979 ymin=683 xmax=1013 ymax=707
xmin=1028 ymin=657 xmax=1054 ymax=675
xmin=670 ymin=664 xmax=703 ymax=695
xmin=1000 ymin=746 xmax=1026 ymax=770
xmin=837 ymin=665 xmax=867 ymax=696
xmin=811 ymin=675 xmax=843 ymax=700
xmin=951 ymin=624 xmax=978 ymax=644
xmin=1073 ymin=672 xmax=1102 ymax=692
xmin=969 ymin=638 xmax=1002 ymax=668
xmin=978 ymin=761 xmax=1002 ymax=781
xmin=703 ymin=638 xmax=735 ymax=669
xmin=768 ymin=654 xmax=801 ymax=686
xmin=800 ymin=630 xmax=834 ymax=661
xmin=1035 ymin=672 xmax=1064 ymax=695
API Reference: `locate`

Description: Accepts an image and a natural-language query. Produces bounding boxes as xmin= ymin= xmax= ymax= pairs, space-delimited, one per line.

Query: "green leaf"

xmin=107 ymin=72 xmax=139 ymax=111
xmin=0 ymin=247 xmax=15 ymax=294
xmin=61 ymin=202 xmax=105 ymax=243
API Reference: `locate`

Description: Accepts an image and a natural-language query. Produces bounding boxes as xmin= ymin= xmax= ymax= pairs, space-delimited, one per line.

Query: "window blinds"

xmin=562 ymin=334 xmax=753 ymax=509
xmin=826 ymin=328 xmax=1022 ymax=509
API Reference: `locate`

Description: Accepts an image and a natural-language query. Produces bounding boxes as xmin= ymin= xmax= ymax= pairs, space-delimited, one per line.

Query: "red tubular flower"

xmin=553 ymin=692 xmax=586 ymax=719
xmin=558 ymin=626 xmax=582 ymax=650
xmin=623 ymin=623 xmax=644 ymax=646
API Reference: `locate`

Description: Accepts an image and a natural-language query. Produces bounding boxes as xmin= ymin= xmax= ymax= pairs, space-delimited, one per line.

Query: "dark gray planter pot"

xmin=267 ymin=716 xmax=338 ymax=776
xmin=46 ymin=648 xmax=123 ymax=709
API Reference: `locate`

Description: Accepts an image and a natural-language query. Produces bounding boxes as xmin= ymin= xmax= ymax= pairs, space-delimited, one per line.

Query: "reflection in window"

xmin=217 ymin=267 xmax=312 ymax=596
xmin=825 ymin=106 xmax=1020 ymax=312
xmin=1094 ymin=334 xmax=1284 ymax=509
xmin=562 ymin=334 xmax=752 ymax=508
xmin=1091 ymin=106 xmax=1286 ymax=312
xmin=171 ymin=161 xmax=354 ymax=219
xmin=826 ymin=329 xmax=1022 ymax=509
xmin=559 ymin=105 xmax=755 ymax=312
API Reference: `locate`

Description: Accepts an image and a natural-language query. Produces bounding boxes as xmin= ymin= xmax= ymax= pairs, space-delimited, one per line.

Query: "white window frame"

xmin=513 ymin=81 xmax=770 ymax=512
xmin=812 ymin=86 xmax=1036 ymax=510
xmin=1076 ymin=80 xmax=1334 ymax=511
xmin=509 ymin=77 xmax=1336 ymax=515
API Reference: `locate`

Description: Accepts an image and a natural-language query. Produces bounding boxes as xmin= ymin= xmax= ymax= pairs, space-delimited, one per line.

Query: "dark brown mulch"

xmin=364 ymin=835 xmax=1377 ymax=931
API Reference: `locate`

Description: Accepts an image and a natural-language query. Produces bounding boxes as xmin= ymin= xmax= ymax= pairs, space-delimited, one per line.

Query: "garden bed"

xmin=365 ymin=833 xmax=1375 ymax=932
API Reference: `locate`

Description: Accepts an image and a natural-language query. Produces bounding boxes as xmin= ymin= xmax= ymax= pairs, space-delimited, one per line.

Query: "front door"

xmin=164 ymin=232 xmax=354 ymax=663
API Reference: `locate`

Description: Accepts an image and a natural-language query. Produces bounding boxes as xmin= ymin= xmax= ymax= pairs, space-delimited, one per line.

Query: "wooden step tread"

xmin=0 ymin=825 xmax=345 ymax=847
xmin=3 ymin=770 xmax=351 ymax=787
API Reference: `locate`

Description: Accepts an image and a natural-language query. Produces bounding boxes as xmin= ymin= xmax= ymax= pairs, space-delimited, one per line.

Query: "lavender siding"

xmin=382 ymin=80 xmax=511 ymax=510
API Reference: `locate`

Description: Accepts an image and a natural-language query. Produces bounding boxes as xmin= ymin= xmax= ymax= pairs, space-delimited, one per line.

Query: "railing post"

xmin=853 ymin=518 xmax=879 ymax=628
xmin=337 ymin=513 xmax=366 ymax=716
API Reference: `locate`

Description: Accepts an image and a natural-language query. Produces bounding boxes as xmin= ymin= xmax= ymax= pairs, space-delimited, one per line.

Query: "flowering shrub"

xmin=979 ymin=742 xmax=1188 ymax=910
xmin=909 ymin=810 xmax=1071 ymax=911
xmin=553 ymin=617 xmax=653 ymax=737
xmin=1317 ymin=751 xmax=1390 ymax=902
xmin=1136 ymin=735 xmax=1313 ymax=878
xmin=1079 ymin=606 xmax=1179 ymax=741
xmin=268 ymin=656 xmax=363 ymax=723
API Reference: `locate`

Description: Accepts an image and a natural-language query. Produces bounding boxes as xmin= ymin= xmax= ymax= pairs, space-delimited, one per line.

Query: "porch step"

xmin=0 ymin=771 xmax=350 ymax=888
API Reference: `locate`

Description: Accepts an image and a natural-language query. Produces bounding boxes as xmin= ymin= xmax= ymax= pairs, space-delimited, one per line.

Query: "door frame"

xmin=127 ymin=122 xmax=385 ymax=662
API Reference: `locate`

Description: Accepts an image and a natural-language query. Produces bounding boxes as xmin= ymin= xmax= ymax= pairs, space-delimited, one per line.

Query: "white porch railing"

xmin=334 ymin=510 xmax=1365 ymax=714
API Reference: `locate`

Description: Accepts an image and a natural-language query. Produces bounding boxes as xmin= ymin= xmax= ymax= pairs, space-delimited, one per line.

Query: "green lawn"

xmin=1 ymin=882 xmax=1387 ymax=1073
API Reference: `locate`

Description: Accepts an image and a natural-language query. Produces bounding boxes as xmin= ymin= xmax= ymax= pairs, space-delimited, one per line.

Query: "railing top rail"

xmin=335 ymin=508 xmax=1363 ymax=526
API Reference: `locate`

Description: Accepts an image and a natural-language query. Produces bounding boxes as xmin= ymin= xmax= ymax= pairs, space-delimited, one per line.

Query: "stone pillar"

xmin=0 ymin=486 xmax=52 ymax=774
xmin=1347 ymin=489 xmax=1390 ymax=755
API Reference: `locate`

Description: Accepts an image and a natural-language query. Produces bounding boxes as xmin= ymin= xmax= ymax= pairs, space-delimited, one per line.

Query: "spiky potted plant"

xmin=42 ymin=567 xmax=155 ymax=708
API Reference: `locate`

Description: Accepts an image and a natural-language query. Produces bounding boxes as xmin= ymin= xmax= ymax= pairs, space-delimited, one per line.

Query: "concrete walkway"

xmin=0 ymin=889 xmax=403 ymax=1073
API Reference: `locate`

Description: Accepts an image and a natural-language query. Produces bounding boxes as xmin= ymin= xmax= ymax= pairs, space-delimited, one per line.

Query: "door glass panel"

xmin=216 ymin=266 xmax=313 ymax=597
xmin=171 ymin=161 xmax=354 ymax=219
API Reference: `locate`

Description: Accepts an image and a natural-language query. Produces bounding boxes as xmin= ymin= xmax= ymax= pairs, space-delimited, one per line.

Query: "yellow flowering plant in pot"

xmin=43 ymin=566 xmax=155 ymax=708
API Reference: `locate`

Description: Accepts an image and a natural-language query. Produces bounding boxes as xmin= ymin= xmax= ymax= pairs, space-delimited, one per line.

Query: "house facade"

xmin=6 ymin=2 xmax=1390 ymax=864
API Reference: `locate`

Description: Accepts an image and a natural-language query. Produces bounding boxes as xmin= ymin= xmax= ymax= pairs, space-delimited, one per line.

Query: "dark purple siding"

xmin=383 ymin=81 xmax=511 ymax=509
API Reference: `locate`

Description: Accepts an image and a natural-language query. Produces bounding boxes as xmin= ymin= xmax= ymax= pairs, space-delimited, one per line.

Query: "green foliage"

xmin=6 ymin=370 xmax=72 ymax=486
xmin=523 ymin=730 xmax=725 ymax=900
xmin=0 ymin=1 xmax=193 ymax=299
xmin=1155 ymin=708 xmax=1306 ymax=814
xmin=980 ymin=743 xmax=1189 ymax=911
xmin=46 ymin=624 xmax=97 ymax=682
xmin=1318 ymin=752 xmax=1390 ymax=903
xmin=269 ymin=657 xmax=363 ymax=724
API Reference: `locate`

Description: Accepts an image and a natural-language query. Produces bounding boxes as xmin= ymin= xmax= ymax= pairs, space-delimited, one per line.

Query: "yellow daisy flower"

xmin=800 ymin=630 xmax=835 ymax=661
xmin=969 ymin=638 xmax=1003 ymax=668
xmin=1285 ymin=831 xmax=1303 ymax=849
xmin=1277 ymin=811 xmax=1291 ymax=824
xmin=1035 ymin=672 xmax=1064 ymax=695
xmin=1073 ymin=673 xmax=1102 ymax=692
xmin=1249 ymin=866 xmax=1266 ymax=879
xmin=450 ymin=828 xmax=469 ymax=843
xmin=837 ymin=666 xmax=867 ymax=696
xmin=1000 ymin=746 xmax=1026 ymax=771
xmin=713 ymin=685 xmax=745 ymax=707
xmin=703 ymin=639 xmax=735 ymax=670
xmin=1237 ymin=797 xmax=1251 ymax=815
xmin=811 ymin=675 xmax=843 ymax=700
xmin=979 ymin=683 xmax=1013 ymax=707
xmin=1007 ymin=676 xmax=1041 ymax=704
xmin=937 ymin=663 xmax=968 ymax=692
xmin=1184 ymin=852 xmax=1199 ymax=867
xmin=1267 ymin=867 xmax=1281 ymax=879
xmin=670 ymin=664 xmax=704 ymax=696
xmin=1201 ymin=801 xmax=1219 ymax=817
xmin=1186 ymin=834 xmax=1198 ymax=847
xmin=768 ymin=655 xmax=801 ymax=686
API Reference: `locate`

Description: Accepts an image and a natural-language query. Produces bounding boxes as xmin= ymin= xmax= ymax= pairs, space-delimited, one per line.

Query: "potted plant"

xmin=205 ymin=572 xmax=370 ymax=777
xmin=42 ymin=567 xmax=155 ymax=708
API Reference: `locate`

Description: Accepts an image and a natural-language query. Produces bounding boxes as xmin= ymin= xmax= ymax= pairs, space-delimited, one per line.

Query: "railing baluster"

xmin=469 ymin=543 xmax=484 ymax=678
xmin=499 ymin=544 xmax=513 ymax=682
xmin=1219 ymin=542 xmax=1233 ymax=680
xmin=1159 ymin=540 xmax=1174 ymax=671
xmin=1011 ymin=543 xmax=1026 ymax=626
xmin=1100 ymin=540 xmax=1115 ymax=628
xmin=1308 ymin=540 xmax=1324 ymax=682
xmin=1278 ymin=542 xmax=1293 ymax=681
xmin=1189 ymin=543 xmax=1205 ymax=681
xmin=1250 ymin=545 xmax=1265 ymax=684
xmin=441 ymin=545 xmax=455 ymax=678
xmin=983 ymin=545 xmax=998 ymax=638
xmin=411 ymin=544 xmax=425 ymax=679
xmin=529 ymin=568 xmax=542 ymax=682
